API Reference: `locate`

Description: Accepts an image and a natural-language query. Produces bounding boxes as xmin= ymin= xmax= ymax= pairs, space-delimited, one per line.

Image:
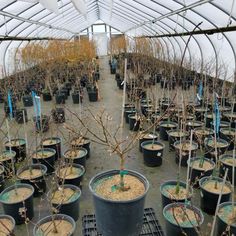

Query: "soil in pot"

xmin=17 ymin=164 xmax=47 ymax=196
xmin=141 ymin=141 xmax=165 ymax=167
xmin=0 ymin=215 xmax=15 ymax=236
xmin=0 ymin=150 xmax=16 ymax=177
xmin=189 ymin=157 xmax=215 ymax=187
xmin=64 ymin=148 xmax=87 ymax=167
xmin=34 ymin=215 xmax=75 ymax=236
xmin=32 ymin=149 xmax=56 ymax=174
xmin=160 ymin=180 xmax=192 ymax=208
xmin=199 ymin=177 xmax=232 ymax=215
xmin=0 ymin=184 xmax=34 ymax=224
xmin=56 ymin=164 xmax=85 ymax=187
xmin=90 ymin=170 xmax=149 ymax=236
xmin=71 ymin=137 xmax=90 ymax=158
xmin=5 ymin=139 xmax=26 ymax=163
xmin=174 ymin=141 xmax=198 ymax=167
xmin=42 ymin=137 xmax=61 ymax=160
xmin=163 ymin=203 xmax=204 ymax=236
xmin=219 ymin=154 xmax=236 ymax=186
xmin=217 ymin=202 xmax=236 ymax=236
xmin=51 ymin=185 xmax=81 ymax=221
xmin=159 ymin=121 xmax=178 ymax=141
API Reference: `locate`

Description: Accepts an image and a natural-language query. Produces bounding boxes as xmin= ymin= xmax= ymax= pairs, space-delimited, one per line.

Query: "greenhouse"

xmin=0 ymin=0 xmax=236 ymax=235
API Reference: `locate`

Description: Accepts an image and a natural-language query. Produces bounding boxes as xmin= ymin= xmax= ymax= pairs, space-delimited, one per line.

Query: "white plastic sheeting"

xmin=0 ymin=0 xmax=235 ymax=81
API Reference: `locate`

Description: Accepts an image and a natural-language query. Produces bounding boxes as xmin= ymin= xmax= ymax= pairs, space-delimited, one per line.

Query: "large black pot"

xmin=64 ymin=148 xmax=87 ymax=167
xmin=17 ymin=164 xmax=47 ymax=197
xmin=0 ymin=165 xmax=5 ymax=193
xmin=41 ymin=137 xmax=61 ymax=160
xmin=71 ymin=137 xmax=91 ymax=159
xmin=0 ymin=150 xmax=16 ymax=177
xmin=199 ymin=176 xmax=232 ymax=215
xmin=173 ymin=140 xmax=198 ymax=167
xmin=216 ymin=202 xmax=236 ymax=236
xmin=163 ymin=202 xmax=204 ymax=236
xmin=23 ymin=95 xmax=33 ymax=107
xmin=89 ymin=169 xmax=149 ymax=236
xmin=72 ymin=92 xmax=82 ymax=104
xmin=0 ymin=183 xmax=34 ymax=224
xmin=52 ymin=108 xmax=65 ymax=123
xmin=159 ymin=121 xmax=178 ymax=141
xmin=128 ymin=114 xmax=140 ymax=131
xmin=42 ymin=91 xmax=52 ymax=101
xmin=15 ymin=108 xmax=28 ymax=124
xmin=50 ymin=184 xmax=81 ymax=221
xmin=141 ymin=141 xmax=165 ymax=167
xmin=168 ymin=130 xmax=189 ymax=151
xmin=160 ymin=180 xmax=193 ymax=208
xmin=0 ymin=215 xmax=15 ymax=235
xmin=139 ymin=133 xmax=158 ymax=152
xmin=55 ymin=93 xmax=65 ymax=104
xmin=125 ymin=109 xmax=136 ymax=124
xmin=188 ymin=157 xmax=215 ymax=187
xmin=32 ymin=148 xmax=56 ymax=174
xmin=5 ymin=138 xmax=26 ymax=163
xmin=33 ymin=214 xmax=76 ymax=236
xmin=219 ymin=154 xmax=236 ymax=186
xmin=33 ymin=115 xmax=49 ymax=133
xmin=56 ymin=163 xmax=85 ymax=188
xmin=88 ymin=90 xmax=98 ymax=102
xmin=219 ymin=128 xmax=235 ymax=151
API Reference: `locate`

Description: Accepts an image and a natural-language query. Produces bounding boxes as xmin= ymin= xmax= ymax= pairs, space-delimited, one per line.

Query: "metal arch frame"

xmin=99 ymin=1 xmax=184 ymax=62
xmin=174 ymin=0 xmax=236 ymax=78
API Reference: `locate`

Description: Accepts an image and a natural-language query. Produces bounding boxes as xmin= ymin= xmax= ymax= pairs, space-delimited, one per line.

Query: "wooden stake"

xmin=186 ymin=130 xmax=193 ymax=196
xmin=120 ymin=58 xmax=127 ymax=128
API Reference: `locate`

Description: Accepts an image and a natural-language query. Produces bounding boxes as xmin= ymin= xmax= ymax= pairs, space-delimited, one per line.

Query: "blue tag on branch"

xmin=184 ymin=199 xmax=190 ymax=205
xmin=111 ymin=185 xmax=118 ymax=192
xmin=120 ymin=170 xmax=128 ymax=177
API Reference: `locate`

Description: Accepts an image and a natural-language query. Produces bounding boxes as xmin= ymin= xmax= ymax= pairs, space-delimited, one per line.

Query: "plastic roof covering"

xmin=0 ymin=0 xmax=236 ymax=81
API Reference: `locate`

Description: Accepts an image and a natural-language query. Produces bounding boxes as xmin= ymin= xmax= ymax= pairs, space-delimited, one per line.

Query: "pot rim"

xmin=56 ymin=163 xmax=85 ymax=179
xmin=42 ymin=137 xmax=61 ymax=145
xmin=5 ymin=138 xmax=26 ymax=146
xmin=0 ymin=214 xmax=16 ymax=232
xmin=0 ymin=183 xmax=34 ymax=204
xmin=217 ymin=201 xmax=236 ymax=227
xmin=89 ymin=169 xmax=149 ymax=203
xmin=16 ymin=164 xmax=47 ymax=180
xmin=163 ymin=202 xmax=204 ymax=228
xmin=141 ymin=140 xmax=165 ymax=150
xmin=188 ymin=157 xmax=215 ymax=170
xmin=173 ymin=140 xmax=198 ymax=150
xmin=63 ymin=148 xmax=88 ymax=159
xmin=32 ymin=148 xmax=56 ymax=159
xmin=33 ymin=214 xmax=76 ymax=236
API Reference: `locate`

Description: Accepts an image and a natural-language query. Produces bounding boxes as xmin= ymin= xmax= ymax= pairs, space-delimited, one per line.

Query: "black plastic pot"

xmin=5 ymin=138 xmax=26 ymax=163
xmin=188 ymin=157 xmax=215 ymax=187
xmin=168 ymin=130 xmax=189 ymax=151
xmin=185 ymin=121 xmax=204 ymax=131
xmin=195 ymin=107 xmax=208 ymax=121
xmin=71 ymin=137 xmax=91 ymax=159
xmin=141 ymin=141 xmax=165 ymax=167
xmin=42 ymin=137 xmax=61 ymax=160
xmin=52 ymin=108 xmax=65 ymax=123
xmin=4 ymin=103 xmax=17 ymax=118
xmin=17 ymin=164 xmax=47 ymax=197
xmin=204 ymin=113 xmax=214 ymax=128
xmin=55 ymin=93 xmax=65 ymax=104
xmin=124 ymin=104 xmax=135 ymax=114
xmin=216 ymin=202 xmax=236 ymax=236
xmin=89 ymin=169 xmax=149 ymax=236
xmin=15 ymin=108 xmax=28 ymax=124
xmin=56 ymin=163 xmax=85 ymax=187
xmin=174 ymin=140 xmax=198 ymax=167
xmin=204 ymin=137 xmax=229 ymax=161
xmin=160 ymin=180 xmax=193 ymax=208
xmin=163 ymin=202 xmax=204 ymax=236
xmin=219 ymin=128 xmax=235 ymax=151
xmin=125 ymin=109 xmax=136 ymax=124
xmin=64 ymin=148 xmax=87 ymax=167
xmin=50 ymin=184 xmax=81 ymax=221
xmin=0 ymin=183 xmax=34 ymax=224
xmin=139 ymin=133 xmax=158 ymax=152
xmin=0 ymin=165 xmax=5 ymax=193
xmin=159 ymin=121 xmax=178 ymax=141
xmin=219 ymin=154 xmax=236 ymax=186
xmin=33 ymin=115 xmax=49 ymax=133
xmin=33 ymin=214 xmax=76 ymax=236
xmin=140 ymin=104 xmax=153 ymax=117
xmin=0 ymin=214 xmax=15 ymax=235
xmin=88 ymin=91 xmax=98 ymax=102
xmin=199 ymin=176 xmax=232 ymax=215
xmin=193 ymin=127 xmax=214 ymax=147
xmin=72 ymin=93 xmax=82 ymax=104
xmin=128 ymin=114 xmax=140 ymax=131
xmin=23 ymin=95 xmax=33 ymax=107
xmin=42 ymin=91 xmax=52 ymax=101
xmin=0 ymin=150 xmax=16 ymax=177
xmin=32 ymin=148 xmax=56 ymax=174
